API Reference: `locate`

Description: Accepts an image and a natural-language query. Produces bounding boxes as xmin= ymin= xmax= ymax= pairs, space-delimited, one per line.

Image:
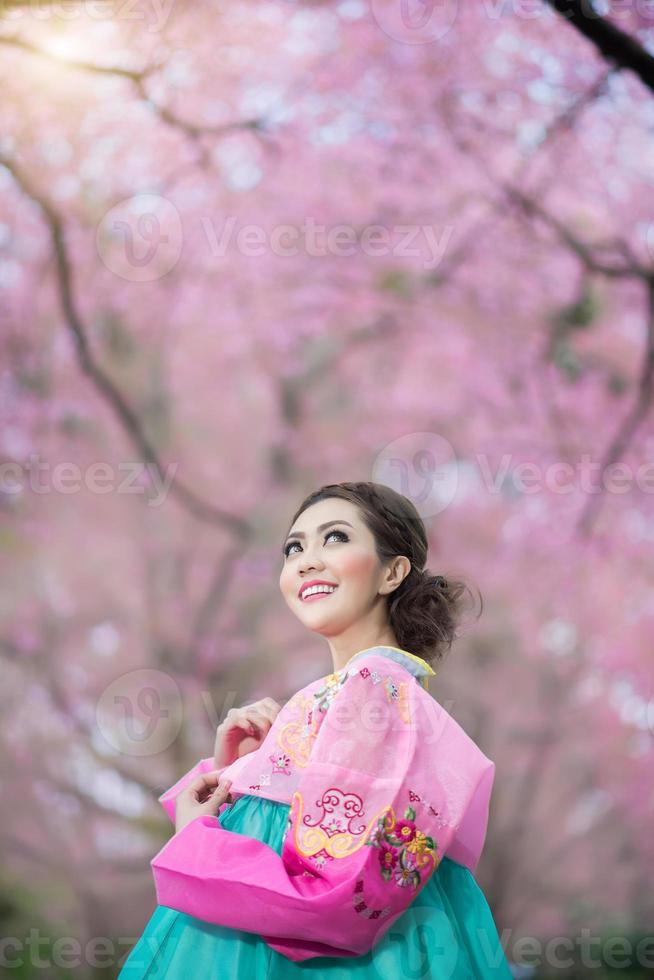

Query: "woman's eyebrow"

xmin=284 ymin=520 xmax=354 ymax=544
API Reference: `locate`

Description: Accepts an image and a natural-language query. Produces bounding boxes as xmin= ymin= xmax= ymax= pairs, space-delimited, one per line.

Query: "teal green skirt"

xmin=119 ymin=794 xmax=513 ymax=979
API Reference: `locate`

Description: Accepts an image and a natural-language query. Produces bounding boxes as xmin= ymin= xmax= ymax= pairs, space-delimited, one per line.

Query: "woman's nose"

xmin=297 ymin=551 xmax=324 ymax=573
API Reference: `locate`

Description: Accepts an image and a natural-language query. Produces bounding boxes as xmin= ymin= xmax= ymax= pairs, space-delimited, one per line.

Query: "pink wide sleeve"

xmin=150 ymin=664 xmax=449 ymax=961
xmin=157 ymin=756 xmax=230 ymax=825
xmin=443 ymin=759 xmax=495 ymax=874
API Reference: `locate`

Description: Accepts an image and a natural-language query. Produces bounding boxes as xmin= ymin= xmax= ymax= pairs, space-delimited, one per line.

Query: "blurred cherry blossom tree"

xmin=1 ymin=0 xmax=653 ymax=974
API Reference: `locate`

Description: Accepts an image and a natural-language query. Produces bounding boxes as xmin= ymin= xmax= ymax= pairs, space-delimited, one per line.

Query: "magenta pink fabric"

xmin=150 ymin=648 xmax=496 ymax=962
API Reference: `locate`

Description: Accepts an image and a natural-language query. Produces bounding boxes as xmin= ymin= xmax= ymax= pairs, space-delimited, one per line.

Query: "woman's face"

xmin=279 ymin=498 xmax=389 ymax=637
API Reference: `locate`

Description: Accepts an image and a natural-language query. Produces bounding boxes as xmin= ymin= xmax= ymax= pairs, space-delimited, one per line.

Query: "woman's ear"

xmin=381 ymin=556 xmax=411 ymax=594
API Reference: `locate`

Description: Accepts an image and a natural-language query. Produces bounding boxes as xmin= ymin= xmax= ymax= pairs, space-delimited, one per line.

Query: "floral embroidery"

xmin=364 ymin=804 xmax=439 ymax=887
xmin=269 ymin=751 xmax=292 ymax=776
xmin=359 ymin=668 xmax=410 ymax=723
xmin=248 ymin=773 xmax=272 ymax=791
xmin=313 ymin=669 xmax=350 ymax=713
xmin=352 ymin=879 xmax=391 ymax=920
xmin=384 ymin=677 xmax=399 ymax=701
xmin=358 ymin=665 xmax=382 ymax=684
xmin=407 ymin=788 xmax=449 ymax=828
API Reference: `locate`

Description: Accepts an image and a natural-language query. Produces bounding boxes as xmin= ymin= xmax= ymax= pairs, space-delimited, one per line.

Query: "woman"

xmin=119 ymin=481 xmax=513 ymax=978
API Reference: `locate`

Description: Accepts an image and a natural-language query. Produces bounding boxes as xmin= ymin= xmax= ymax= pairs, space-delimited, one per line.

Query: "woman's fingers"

xmin=217 ymin=698 xmax=283 ymax=744
xmin=258 ymin=698 xmax=283 ymax=724
xmin=243 ymin=709 xmax=272 ymax=736
xmin=221 ymin=706 xmax=271 ymax=738
xmin=243 ymin=699 xmax=282 ymax=733
xmin=186 ymin=770 xmax=224 ymax=803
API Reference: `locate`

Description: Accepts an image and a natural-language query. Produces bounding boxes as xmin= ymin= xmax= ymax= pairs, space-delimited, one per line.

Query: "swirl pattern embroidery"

xmin=276 ymin=694 xmax=319 ymax=768
xmin=289 ymin=786 xmax=380 ymax=860
xmin=277 ymin=670 xmax=351 ymax=769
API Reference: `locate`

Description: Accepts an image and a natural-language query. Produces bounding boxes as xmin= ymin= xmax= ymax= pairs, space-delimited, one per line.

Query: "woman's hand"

xmin=213 ymin=697 xmax=283 ymax=769
xmin=175 ymin=772 xmax=233 ymax=835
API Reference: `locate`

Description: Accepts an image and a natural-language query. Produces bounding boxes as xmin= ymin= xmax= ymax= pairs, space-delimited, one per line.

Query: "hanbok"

xmin=119 ymin=646 xmax=513 ymax=978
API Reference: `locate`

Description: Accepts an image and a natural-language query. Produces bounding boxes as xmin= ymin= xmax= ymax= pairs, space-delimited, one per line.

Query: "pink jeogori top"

xmin=151 ymin=646 xmax=496 ymax=962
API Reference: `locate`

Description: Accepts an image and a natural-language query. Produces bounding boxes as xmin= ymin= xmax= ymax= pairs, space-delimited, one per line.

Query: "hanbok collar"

xmin=342 ymin=645 xmax=435 ymax=689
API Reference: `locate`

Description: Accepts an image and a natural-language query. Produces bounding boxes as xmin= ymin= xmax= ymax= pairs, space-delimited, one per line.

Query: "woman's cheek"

xmin=335 ymin=551 xmax=377 ymax=586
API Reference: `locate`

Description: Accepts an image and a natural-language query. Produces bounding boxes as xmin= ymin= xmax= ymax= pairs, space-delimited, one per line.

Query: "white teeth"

xmin=301 ymin=585 xmax=337 ymax=599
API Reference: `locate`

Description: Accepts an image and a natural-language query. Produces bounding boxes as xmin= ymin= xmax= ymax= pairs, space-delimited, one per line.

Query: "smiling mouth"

xmin=300 ymin=586 xmax=339 ymax=602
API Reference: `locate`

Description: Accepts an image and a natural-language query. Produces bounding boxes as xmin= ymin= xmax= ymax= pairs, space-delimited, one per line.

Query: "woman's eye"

xmin=326 ymin=530 xmax=348 ymax=544
xmin=283 ymin=529 xmax=348 ymax=557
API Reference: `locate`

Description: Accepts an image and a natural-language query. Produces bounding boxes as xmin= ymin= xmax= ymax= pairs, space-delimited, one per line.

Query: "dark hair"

xmin=286 ymin=481 xmax=480 ymax=669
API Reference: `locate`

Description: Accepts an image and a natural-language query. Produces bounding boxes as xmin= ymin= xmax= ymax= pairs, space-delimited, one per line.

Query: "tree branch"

xmin=0 ymin=35 xmax=266 ymax=146
xmin=576 ymin=274 xmax=654 ymax=535
xmin=543 ymin=0 xmax=654 ymax=95
xmin=0 ymin=152 xmax=252 ymax=536
xmin=503 ymin=186 xmax=654 ymax=535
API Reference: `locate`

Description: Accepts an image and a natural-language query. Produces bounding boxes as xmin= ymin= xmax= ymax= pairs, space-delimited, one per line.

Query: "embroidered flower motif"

xmin=379 ymin=843 xmax=398 ymax=873
xmin=352 ymin=878 xmax=392 ymax=920
xmin=407 ymin=788 xmax=450 ymax=828
xmin=394 ymin=862 xmax=421 ymax=888
xmin=248 ymin=778 xmax=271 ymax=791
xmin=359 ymin=667 xmax=371 ymax=679
xmin=309 ymin=848 xmax=332 ymax=869
xmin=394 ymin=819 xmax=416 ymax=843
xmin=367 ymin=823 xmax=385 ymax=847
xmin=364 ymin=803 xmax=438 ymax=888
xmin=269 ymin=751 xmax=292 ymax=776
xmin=324 ymin=815 xmax=346 ymax=835
xmin=313 ymin=670 xmax=350 ymax=713
xmin=384 ymin=677 xmax=399 ymax=701
xmin=406 ymin=829 xmax=430 ymax=857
